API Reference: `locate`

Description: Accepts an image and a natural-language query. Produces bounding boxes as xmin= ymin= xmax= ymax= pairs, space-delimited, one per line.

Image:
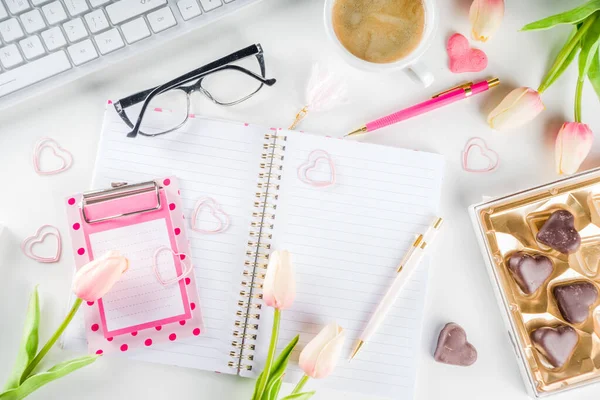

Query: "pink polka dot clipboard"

xmin=65 ymin=177 xmax=204 ymax=354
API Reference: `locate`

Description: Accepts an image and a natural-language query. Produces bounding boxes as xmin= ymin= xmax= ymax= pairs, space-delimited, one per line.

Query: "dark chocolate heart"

xmin=433 ymin=323 xmax=477 ymax=366
xmin=507 ymin=252 xmax=553 ymax=295
xmin=530 ymin=325 xmax=578 ymax=368
xmin=553 ymin=281 xmax=598 ymax=324
xmin=536 ymin=210 xmax=581 ymax=254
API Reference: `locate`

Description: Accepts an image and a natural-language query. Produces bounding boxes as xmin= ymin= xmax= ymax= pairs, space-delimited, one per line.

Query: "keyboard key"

xmin=0 ymin=19 xmax=25 ymax=42
xmin=67 ymin=39 xmax=97 ymax=65
xmin=177 ymin=0 xmax=202 ymax=20
xmin=106 ymin=0 xmax=167 ymax=25
xmin=0 ymin=44 xmax=23 ymax=68
xmin=5 ymin=0 xmax=31 ymax=14
xmin=0 ymin=4 xmax=8 ymax=22
xmin=121 ymin=17 xmax=150 ymax=44
xmin=19 ymin=35 xmax=45 ymax=59
xmin=63 ymin=0 xmax=89 ymax=16
xmin=199 ymin=0 xmax=222 ymax=12
xmin=94 ymin=28 xmax=123 ymax=54
xmin=89 ymin=0 xmax=110 ymax=6
xmin=41 ymin=26 xmax=67 ymax=50
xmin=32 ymin=0 xmax=52 ymax=5
xmin=147 ymin=7 xmax=176 ymax=33
xmin=42 ymin=2 xmax=68 ymax=25
xmin=63 ymin=18 xmax=87 ymax=42
xmin=20 ymin=9 xmax=46 ymax=34
xmin=84 ymin=9 xmax=109 ymax=33
xmin=0 ymin=51 xmax=71 ymax=96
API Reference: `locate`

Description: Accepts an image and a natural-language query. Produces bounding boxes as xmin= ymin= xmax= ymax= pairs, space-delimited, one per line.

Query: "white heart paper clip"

xmin=297 ymin=149 xmax=336 ymax=187
xmin=33 ymin=137 xmax=73 ymax=176
xmin=152 ymin=246 xmax=193 ymax=286
xmin=191 ymin=197 xmax=230 ymax=234
xmin=462 ymin=137 xmax=499 ymax=173
xmin=21 ymin=224 xmax=62 ymax=263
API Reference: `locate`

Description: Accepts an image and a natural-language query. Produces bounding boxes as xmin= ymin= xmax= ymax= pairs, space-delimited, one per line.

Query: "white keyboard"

xmin=0 ymin=0 xmax=260 ymax=110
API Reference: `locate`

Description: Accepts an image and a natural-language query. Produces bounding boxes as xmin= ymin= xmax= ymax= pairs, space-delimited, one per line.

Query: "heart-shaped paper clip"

xmin=462 ymin=137 xmax=499 ymax=173
xmin=33 ymin=137 xmax=73 ymax=176
xmin=191 ymin=197 xmax=230 ymax=234
xmin=152 ymin=246 xmax=193 ymax=286
xmin=21 ymin=225 xmax=62 ymax=263
xmin=297 ymin=149 xmax=336 ymax=187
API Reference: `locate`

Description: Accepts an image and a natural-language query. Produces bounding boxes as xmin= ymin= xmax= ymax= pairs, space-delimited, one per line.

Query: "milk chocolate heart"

xmin=507 ymin=252 xmax=553 ymax=295
xmin=433 ymin=323 xmax=477 ymax=366
xmin=530 ymin=325 xmax=578 ymax=368
xmin=536 ymin=210 xmax=581 ymax=254
xmin=553 ymin=281 xmax=598 ymax=324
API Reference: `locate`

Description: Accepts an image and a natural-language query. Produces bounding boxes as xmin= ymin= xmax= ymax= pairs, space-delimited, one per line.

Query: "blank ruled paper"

xmin=63 ymin=108 xmax=266 ymax=373
xmin=259 ymin=131 xmax=445 ymax=398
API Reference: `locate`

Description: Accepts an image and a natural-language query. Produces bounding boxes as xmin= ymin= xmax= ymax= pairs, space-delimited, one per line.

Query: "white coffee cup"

xmin=323 ymin=0 xmax=436 ymax=87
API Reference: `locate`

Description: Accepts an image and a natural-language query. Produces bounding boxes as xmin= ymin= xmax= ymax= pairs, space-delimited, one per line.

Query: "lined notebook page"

xmin=63 ymin=108 xmax=265 ymax=373
xmin=260 ymin=131 xmax=444 ymax=398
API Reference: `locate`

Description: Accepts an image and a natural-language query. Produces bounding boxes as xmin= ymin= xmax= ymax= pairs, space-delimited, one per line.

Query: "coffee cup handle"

xmin=408 ymin=61 xmax=434 ymax=87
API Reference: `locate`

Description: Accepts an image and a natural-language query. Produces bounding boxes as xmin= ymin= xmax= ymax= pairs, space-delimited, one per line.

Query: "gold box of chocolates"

xmin=470 ymin=168 xmax=600 ymax=397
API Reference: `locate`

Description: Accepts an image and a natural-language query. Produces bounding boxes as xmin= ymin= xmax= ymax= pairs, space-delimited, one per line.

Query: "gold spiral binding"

xmin=230 ymin=130 xmax=287 ymax=374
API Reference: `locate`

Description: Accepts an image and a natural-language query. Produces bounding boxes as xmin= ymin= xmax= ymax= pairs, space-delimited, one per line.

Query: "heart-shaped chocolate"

xmin=553 ymin=281 xmax=598 ymax=324
xmin=507 ymin=252 xmax=553 ymax=295
xmin=433 ymin=323 xmax=477 ymax=366
xmin=530 ymin=325 xmax=578 ymax=368
xmin=536 ymin=210 xmax=581 ymax=254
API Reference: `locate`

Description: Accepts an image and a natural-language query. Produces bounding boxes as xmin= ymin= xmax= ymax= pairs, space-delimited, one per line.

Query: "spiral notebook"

xmin=63 ymin=106 xmax=445 ymax=399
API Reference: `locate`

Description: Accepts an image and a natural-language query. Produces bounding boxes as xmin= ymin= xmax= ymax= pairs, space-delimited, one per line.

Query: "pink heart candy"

xmin=447 ymin=33 xmax=488 ymax=73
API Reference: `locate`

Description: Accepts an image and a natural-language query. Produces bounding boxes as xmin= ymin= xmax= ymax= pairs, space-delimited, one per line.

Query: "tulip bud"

xmin=72 ymin=251 xmax=129 ymax=302
xmin=263 ymin=250 xmax=296 ymax=310
xmin=487 ymin=87 xmax=545 ymax=131
xmin=469 ymin=0 xmax=505 ymax=42
xmin=555 ymin=122 xmax=594 ymax=175
xmin=299 ymin=322 xmax=346 ymax=379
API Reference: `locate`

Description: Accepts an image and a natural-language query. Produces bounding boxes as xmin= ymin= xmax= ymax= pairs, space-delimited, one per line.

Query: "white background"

xmin=1 ymin=0 xmax=600 ymax=399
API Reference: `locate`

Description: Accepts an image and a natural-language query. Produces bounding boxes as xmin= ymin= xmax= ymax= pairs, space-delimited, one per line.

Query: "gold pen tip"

xmin=349 ymin=340 xmax=365 ymax=361
xmin=344 ymin=126 xmax=367 ymax=137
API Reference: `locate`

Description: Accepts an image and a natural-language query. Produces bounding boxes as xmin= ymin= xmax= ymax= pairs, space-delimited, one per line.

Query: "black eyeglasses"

xmin=113 ymin=44 xmax=276 ymax=138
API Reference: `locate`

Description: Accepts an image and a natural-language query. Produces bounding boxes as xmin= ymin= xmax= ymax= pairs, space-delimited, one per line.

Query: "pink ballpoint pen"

xmin=345 ymin=77 xmax=500 ymax=137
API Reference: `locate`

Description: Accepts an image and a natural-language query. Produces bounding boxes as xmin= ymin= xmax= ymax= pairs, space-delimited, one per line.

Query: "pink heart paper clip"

xmin=191 ymin=197 xmax=230 ymax=234
xmin=21 ymin=224 xmax=62 ymax=263
xmin=33 ymin=137 xmax=73 ymax=176
xmin=297 ymin=150 xmax=336 ymax=188
xmin=152 ymin=246 xmax=193 ymax=286
xmin=462 ymin=137 xmax=500 ymax=173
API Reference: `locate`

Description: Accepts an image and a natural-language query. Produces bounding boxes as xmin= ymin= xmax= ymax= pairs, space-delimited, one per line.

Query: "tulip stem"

xmin=575 ymin=77 xmax=584 ymax=123
xmin=291 ymin=374 xmax=310 ymax=395
xmin=20 ymin=298 xmax=83 ymax=381
xmin=254 ymin=308 xmax=280 ymax=400
xmin=537 ymin=15 xmax=597 ymax=94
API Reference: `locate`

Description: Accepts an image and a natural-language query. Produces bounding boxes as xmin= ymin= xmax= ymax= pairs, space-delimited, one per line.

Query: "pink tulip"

xmin=487 ymin=87 xmax=545 ymax=131
xmin=263 ymin=250 xmax=295 ymax=310
xmin=555 ymin=122 xmax=594 ymax=175
xmin=299 ymin=322 xmax=346 ymax=379
xmin=469 ymin=0 xmax=505 ymax=42
xmin=72 ymin=251 xmax=129 ymax=302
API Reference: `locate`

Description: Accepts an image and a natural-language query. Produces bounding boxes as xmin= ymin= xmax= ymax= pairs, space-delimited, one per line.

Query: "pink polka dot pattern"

xmin=120 ymin=344 xmax=128 ymax=352
xmin=87 ymin=301 xmax=94 ymax=306
xmin=145 ymin=339 xmax=153 ymax=346
xmin=169 ymin=203 xmax=176 ymax=211
xmin=91 ymin=324 xmax=99 ymax=332
xmin=96 ymin=349 xmax=103 ymax=355
xmin=169 ymin=333 xmax=177 ymax=341
xmin=193 ymin=328 xmax=200 ymax=336
xmin=180 ymin=254 xmax=186 ymax=260
xmin=163 ymin=178 xmax=171 ymax=186
xmin=190 ymin=302 xmax=196 ymax=310
xmin=131 ymin=331 xmax=138 ymax=336
xmin=73 ymin=223 xmax=80 ymax=230
xmin=185 ymin=277 xmax=191 ymax=285
xmin=68 ymin=198 xmax=76 ymax=205
xmin=174 ymin=228 xmax=181 ymax=235
xmin=77 ymin=248 xmax=85 ymax=255
xmin=107 ymin=337 xmax=113 ymax=342
xmin=155 ymin=326 xmax=162 ymax=331
xmin=179 ymin=320 xmax=186 ymax=326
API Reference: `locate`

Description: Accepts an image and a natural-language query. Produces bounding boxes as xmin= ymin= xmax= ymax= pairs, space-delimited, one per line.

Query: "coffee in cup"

xmin=332 ymin=0 xmax=425 ymax=64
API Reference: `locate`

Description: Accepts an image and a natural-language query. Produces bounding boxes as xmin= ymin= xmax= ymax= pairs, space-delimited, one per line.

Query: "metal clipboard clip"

xmin=81 ymin=181 xmax=161 ymax=224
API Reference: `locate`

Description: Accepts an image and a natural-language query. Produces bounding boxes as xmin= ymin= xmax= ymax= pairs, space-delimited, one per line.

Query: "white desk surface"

xmin=1 ymin=1 xmax=600 ymax=399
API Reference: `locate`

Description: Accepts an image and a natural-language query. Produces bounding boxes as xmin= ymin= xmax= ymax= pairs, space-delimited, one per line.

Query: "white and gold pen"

xmin=350 ymin=217 xmax=443 ymax=361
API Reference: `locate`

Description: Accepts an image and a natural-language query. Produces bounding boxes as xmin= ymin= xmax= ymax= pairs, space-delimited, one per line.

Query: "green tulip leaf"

xmin=259 ymin=335 xmax=299 ymax=400
xmin=579 ymin=14 xmax=600 ymax=78
xmin=3 ymin=288 xmax=40 ymax=390
xmin=588 ymin=49 xmax=600 ymax=99
xmin=279 ymin=392 xmax=316 ymax=400
xmin=0 ymin=355 xmax=98 ymax=400
xmin=522 ymin=1 xmax=600 ymax=31
xmin=539 ymin=26 xmax=582 ymax=91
